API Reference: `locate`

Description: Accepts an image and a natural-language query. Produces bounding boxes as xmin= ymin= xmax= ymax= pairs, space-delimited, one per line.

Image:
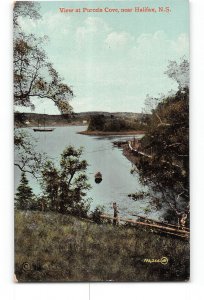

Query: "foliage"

xmin=15 ymin=210 xmax=189 ymax=282
xmin=41 ymin=146 xmax=91 ymax=217
xmin=14 ymin=112 xmax=27 ymax=126
xmin=13 ymin=1 xmax=41 ymax=29
xmin=91 ymin=205 xmax=105 ymax=224
xmin=128 ymin=191 xmax=150 ymax=201
xmin=88 ymin=114 xmax=145 ymax=132
xmin=14 ymin=2 xmax=74 ymax=178
xmin=164 ymin=57 xmax=189 ymax=90
xmin=13 ymin=1 xmax=73 ymax=114
xmin=14 ymin=130 xmax=47 ymax=177
xmin=88 ymin=115 xmax=106 ymax=131
xmin=15 ymin=172 xmax=35 ymax=210
xmin=143 ymin=58 xmax=189 ymax=115
xmin=136 ymin=58 xmax=189 ymax=222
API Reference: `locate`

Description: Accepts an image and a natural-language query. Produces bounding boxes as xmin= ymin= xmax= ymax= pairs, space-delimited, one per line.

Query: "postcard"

xmin=14 ymin=0 xmax=189 ymax=282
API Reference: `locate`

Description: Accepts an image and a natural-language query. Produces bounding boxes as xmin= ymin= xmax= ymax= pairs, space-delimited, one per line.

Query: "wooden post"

xmin=113 ymin=202 xmax=119 ymax=225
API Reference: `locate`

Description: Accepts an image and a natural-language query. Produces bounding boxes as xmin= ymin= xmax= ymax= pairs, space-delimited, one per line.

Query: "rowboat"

xmin=95 ymin=172 xmax=102 ymax=183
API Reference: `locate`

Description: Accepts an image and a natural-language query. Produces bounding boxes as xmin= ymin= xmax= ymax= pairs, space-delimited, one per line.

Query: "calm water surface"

xmin=15 ymin=126 xmax=162 ymax=219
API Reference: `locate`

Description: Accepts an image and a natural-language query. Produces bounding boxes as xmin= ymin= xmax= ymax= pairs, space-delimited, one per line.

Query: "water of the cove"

xmin=15 ymin=126 xmax=164 ymax=220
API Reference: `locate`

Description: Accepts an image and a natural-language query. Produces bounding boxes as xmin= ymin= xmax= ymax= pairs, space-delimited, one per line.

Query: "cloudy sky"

xmin=17 ymin=0 xmax=189 ymax=114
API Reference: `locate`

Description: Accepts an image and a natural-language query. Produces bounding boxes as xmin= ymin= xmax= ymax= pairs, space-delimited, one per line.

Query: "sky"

xmin=16 ymin=0 xmax=189 ymax=114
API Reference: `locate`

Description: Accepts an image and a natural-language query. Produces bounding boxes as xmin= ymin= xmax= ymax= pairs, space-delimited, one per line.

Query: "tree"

xmin=13 ymin=1 xmax=41 ymax=29
xmin=15 ymin=172 xmax=35 ymax=210
xmin=14 ymin=130 xmax=47 ymax=178
xmin=143 ymin=57 xmax=189 ymax=116
xmin=14 ymin=2 xmax=74 ymax=178
xmin=164 ymin=57 xmax=189 ymax=90
xmin=135 ymin=59 xmax=189 ymax=224
xmin=91 ymin=205 xmax=105 ymax=224
xmin=88 ymin=115 xmax=106 ymax=131
xmin=41 ymin=146 xmax=91 ymax=217
xmin=13 ymin=1 xmax=73 ymax=114
xmin=40 ymin=161 xmax=60 ymax=211
xmin=88 ymin=114 xmax=145 ymax=132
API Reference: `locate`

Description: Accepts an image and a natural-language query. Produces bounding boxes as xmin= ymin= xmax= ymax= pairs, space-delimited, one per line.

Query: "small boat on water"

xmin=33 ymin=112 xmax=55 ymax=132
xmin=33 ymin=128 xmax=55 ymax=132
xmin=95 ymin=172 xmax=102 ymax=184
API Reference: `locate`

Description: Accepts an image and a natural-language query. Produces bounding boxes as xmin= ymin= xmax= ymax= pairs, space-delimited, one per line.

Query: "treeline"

xmin=88 ymin=114 xmax=147 ymax=132
xmin=14 ymin=112 xmax=74 ymax=127
xmin=14 ymin=111 xmax=146 ymax=128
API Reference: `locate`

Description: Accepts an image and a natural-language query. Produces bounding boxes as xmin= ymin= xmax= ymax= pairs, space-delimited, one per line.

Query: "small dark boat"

xmin=33 ymin=111 xmax=55 ymax=132
xmin=95 ymin=172 xmax=102 ymax=184
xmin=33 ymin=128 xmax=55 ymax=132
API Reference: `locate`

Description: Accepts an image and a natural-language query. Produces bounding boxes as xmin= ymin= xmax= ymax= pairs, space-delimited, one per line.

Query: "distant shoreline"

xmin=15 ymin=123 xmax=86 ymax=129
xmin=78 ymin=130 xmax=146 ymax=136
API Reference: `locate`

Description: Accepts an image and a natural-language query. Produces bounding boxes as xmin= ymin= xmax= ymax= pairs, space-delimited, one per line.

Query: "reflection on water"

xmin=15 ymin=126 xmax=162 ymax=219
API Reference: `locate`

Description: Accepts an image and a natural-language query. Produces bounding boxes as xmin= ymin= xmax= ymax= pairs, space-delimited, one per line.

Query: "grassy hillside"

xmin=15 ymin=211 xmax=189 ymax=282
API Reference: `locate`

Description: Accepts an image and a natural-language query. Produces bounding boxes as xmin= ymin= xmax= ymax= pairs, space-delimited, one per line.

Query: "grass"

xmin=15 ymin=210 xmax=190 ymax=282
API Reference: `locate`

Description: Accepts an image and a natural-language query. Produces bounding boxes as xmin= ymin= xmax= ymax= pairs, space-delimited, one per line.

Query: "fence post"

xmin=113 ymin=202 xmax=119 ymax=225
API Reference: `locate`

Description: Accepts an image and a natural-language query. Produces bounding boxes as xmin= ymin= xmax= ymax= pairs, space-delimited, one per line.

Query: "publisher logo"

xmin=143 ymin=257 xmax=168 ymax=265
